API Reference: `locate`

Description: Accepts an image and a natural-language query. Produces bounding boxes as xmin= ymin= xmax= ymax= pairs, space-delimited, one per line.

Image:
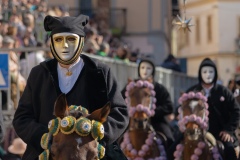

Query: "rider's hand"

xmin=219 ymin=131 xmax=233 ymax=142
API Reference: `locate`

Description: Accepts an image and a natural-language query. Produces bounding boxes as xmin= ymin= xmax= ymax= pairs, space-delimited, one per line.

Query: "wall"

xmin=112 ymin=0 xmax=172 ymax=64
xmin=177 ymin=1 xmax=240 ymax=85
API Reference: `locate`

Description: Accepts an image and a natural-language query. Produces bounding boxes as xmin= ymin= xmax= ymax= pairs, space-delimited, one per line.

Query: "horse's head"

xmin=178 ymin=92 xmax=209 ymax=141
xmin=39 ymin=94 xmax=110 ymax=160
xmin=125 ymin=79 xmax=156 ymax=130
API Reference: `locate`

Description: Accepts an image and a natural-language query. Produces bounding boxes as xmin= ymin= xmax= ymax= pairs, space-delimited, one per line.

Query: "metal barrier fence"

xmin=86 ymin=54 xmax=198 ymax=107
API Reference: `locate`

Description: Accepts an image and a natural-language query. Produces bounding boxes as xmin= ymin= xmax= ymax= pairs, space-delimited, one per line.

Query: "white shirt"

xmin=202 ymin=85 xmax=214 ymax=98
xmin=57 ymin=57 xmax=84 ymax=94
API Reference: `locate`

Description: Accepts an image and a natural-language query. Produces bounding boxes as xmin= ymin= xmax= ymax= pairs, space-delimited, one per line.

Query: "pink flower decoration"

xmin=138 ymin=150 xmax=145 ymax=157
xmin=148 ymin=83 xmax=154 ymax=89
xmin=136 ymin=80 xmax=143 ymax=87
xmin=190 ymin=154 xmax=198 ymax=160
xmin=194 ymin=148 xmax=202 ymax=155
xmin=143 ymin=81 xmax=149 ymax=87
xmin=213 ymin=153 xmax=220 ymax=159
xmin=173 ymin=151 xmax=181 ymax=158
xmin=141 ymin=144 xmax=149 ymax=151
xmin=220 ymin=96 xmax=225 ymax=101
xmin=130 ymin=149 xmax=137 ymax=156
xmin=188 ymin=92 xmax=195 ymax=98
xmin=151 ymin=90 xmax=156 ymax=96
xmin=197 ymin=142 xmax=205 ymax=149
xmin=126 ymin=144 xmax=132 ymax=150
xmin=176 ymin=144 xmax=184 ymax=151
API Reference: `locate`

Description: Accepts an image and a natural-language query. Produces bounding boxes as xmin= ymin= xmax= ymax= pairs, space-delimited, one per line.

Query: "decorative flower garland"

xmin=173 ymin=143 xmax=221 ymax=160
xmin=177 ymin=92 xmax=209 ymax=132
xmin=121 ymin=80 xmax=167 ymax=159
xmin=121 ymin=132 xmax=167 ymax=160
xmin=174 ymin=92 xmax=221 ymax=160
xmin=125 ymin=80 xmax=157 ymax=117
xmin=39 ymin=105 xmax=105 ymax=160
xmin=178 ymin=92 xmax=208 ymax=105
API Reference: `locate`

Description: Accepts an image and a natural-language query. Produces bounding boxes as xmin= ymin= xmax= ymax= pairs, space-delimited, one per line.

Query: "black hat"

xmin=44 ymin=14 xmax=89 ymax=37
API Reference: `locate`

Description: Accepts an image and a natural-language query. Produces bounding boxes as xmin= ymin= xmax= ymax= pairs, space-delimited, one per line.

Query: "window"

xmin=195 ymin=18 xmax=200 ymax=44
xmin=207 ymin=15 xmax=212 ymax=42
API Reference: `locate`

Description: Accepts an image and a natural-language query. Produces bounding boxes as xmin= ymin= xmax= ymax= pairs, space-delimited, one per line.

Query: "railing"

xmin=86 ymin=54 xmax=198 ymax=107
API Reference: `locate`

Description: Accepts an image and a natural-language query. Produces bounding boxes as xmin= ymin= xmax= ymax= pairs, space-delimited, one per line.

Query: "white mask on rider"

xmin=139 ymin=62 xmax=153 ymax=80
xmin=201 ymin=66 xmax=215 ymax=84
xmin=52 ymin=32 xmax=80 ymax=61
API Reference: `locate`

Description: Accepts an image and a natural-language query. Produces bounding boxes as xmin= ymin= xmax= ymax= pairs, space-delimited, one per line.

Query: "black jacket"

xmin=13 ymin=54 xmax=129 ymax=160
xmin=186 ymin=58 xmax=240 ymax=145
xmin=186 ymin=84 xmax=240 ymax=139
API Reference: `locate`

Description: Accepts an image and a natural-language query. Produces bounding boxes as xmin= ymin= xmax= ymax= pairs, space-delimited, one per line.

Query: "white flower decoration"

xmin=220 ymin=96 xmax=225 ymax=102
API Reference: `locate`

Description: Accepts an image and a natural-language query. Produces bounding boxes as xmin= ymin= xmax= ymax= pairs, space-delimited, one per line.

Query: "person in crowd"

xmin=114 ymin=45 xmax=130 ymax=63
xmin=160 ymin=54 xmax=182 ymax=72
xmin=19 ymin=42 xmax=46 ymax=79
xmin=3 ymin=137 xmax=27 ymax=160
xmin=83 ymin=27 xmax=103 ymax=54
xmin=121 ymin=58 xmax=175 ymax=147
xmin=2 ymin=36 xmax=26 ymax=109
xmin=97 ymin=41 xmax=110 ymax=57
xmin=227 ymin=79 xmax=237 ymax=94
xmin=0 ymin=20 xmax=9 ymax=37
xmin=129 ymin=48 xmax=140 ymax=63
xmin=186 ymin=58 xmax=240 ymax=160
xmin=13 ymin=14 xmax=129 ymax=160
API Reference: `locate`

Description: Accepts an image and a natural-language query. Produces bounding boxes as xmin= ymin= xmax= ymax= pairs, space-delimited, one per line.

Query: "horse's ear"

xmin=200 ymin=90 xmax=205 ymax=96
xmin=88 ymin=102 xmax=111 ymax=123
xmin=128 ymin=78 xmax=133 ymax=83
xmin=180 ymin=91 xmax=184 ymax=96
xmin=54 ymin=94 xmax=69 ymax=118
xmin=146 ymin=76 xmax=153 ymax=83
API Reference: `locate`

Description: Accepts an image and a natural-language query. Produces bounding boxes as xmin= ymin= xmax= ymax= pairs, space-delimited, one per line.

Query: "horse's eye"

xmin=199 ymin=105 xmax=205 ymax=110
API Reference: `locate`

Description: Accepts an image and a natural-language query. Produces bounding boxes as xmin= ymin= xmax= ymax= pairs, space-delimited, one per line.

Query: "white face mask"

xmin=52 ymin=32 xmax=80 ymax=61
xmin=139 ymin=62 xmax=153 ymax=80
xmin=201 ymin=66 xmax=215 ymax=84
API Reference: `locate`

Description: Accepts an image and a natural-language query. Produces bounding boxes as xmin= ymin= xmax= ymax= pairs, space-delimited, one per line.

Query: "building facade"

xmin=176 ymin=0 xmax=240 ymax=85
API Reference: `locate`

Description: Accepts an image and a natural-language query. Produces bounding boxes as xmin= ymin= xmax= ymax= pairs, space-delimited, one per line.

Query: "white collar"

xmin=202 ymin=84 xmax=213 ymax=97
xmin=58 ymin=57 xmax=81 ymax=73
xmin=57 ymin=57 xmax=84 ymax=94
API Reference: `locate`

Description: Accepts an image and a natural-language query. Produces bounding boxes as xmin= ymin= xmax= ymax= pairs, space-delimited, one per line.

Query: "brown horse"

xmin=175 ymin=92 xmax=221 ymax=160
xmin=120 ymin=80 xmax=167 ymax=160
xmin=39 ymin=94 xmax=110 ymax=160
